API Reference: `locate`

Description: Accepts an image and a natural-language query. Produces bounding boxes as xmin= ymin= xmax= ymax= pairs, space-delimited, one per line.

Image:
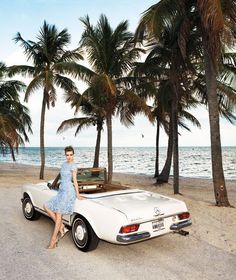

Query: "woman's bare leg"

xmin=44 ymin=205 xmax=64 ymax=233
xmin=44 ymin=205 xmax=56 ymax=222
xmin=48 ymin=213 xmax=62 ymax=247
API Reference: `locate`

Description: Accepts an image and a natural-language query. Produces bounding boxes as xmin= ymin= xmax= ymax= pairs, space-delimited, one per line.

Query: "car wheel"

xmin=72 ymin=216 xmax=99 ymax=252
xmin=22 ymin=196 xmax=41 ymax=220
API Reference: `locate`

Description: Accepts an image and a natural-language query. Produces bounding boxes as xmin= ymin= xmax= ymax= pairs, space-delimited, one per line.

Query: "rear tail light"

xmin=119 ymin=224 xmax=140 ymax=234
xmin=178 ymin=212 xmax=190 ymax=220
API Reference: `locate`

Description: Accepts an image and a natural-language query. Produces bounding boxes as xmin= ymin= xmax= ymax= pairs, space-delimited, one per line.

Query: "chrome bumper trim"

xmin=116 ymin=232 xmax=151 ymax=243
xmin=170 ymin=219 xmax=192 ymax=230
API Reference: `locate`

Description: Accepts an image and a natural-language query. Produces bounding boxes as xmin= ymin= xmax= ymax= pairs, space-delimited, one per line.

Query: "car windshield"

xmin=75 ymin=168 xmax=127 ymax=194
xmin=77 ymin=168 xmax=105 ymax=183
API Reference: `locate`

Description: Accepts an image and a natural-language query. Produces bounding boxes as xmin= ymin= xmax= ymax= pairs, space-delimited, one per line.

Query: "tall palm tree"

xmin=133 ymin=44 xmax=199 ymax=182
xmin=196 ymin=0 xmax=236 ymax=206
xmin=135 ymin=41 xmax=236 ymax=184
xmin=8 ymin=21 xmax=90 ymax=179
xmin=57 ymin=91 xmax=105 ymax=168
xmin=79 ymin=15 xmax=145 ymax=183
xmin=60 ymin=73 xmax=151 ymax=175
xmin=136 ymin=0 xmax=236 ymax=204
xmin=136 ymin=7 xmax=197 ymax=193
xmin=0 ymin=62 xmax=32 ymax=159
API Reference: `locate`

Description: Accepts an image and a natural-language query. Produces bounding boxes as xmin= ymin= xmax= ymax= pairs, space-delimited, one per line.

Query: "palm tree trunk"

xmin=202 ymin=41 xmax=230 ymax=206
xmin=156 ymin=118 xmax=173 ymax=184
xmin=154 ymin=118 xmax=160 ymax=178
xmin=106 ymin=114 xmax=113 ymax=183
xmin=39 ymin=94 xmax=47 ymax=180
xmin=171 ymin=88 xmax=179 ymax=194
xmin=93 ymin=125 xmax=102 ymax=168
xmin=10 ymin=145 xmax=16 ymax=161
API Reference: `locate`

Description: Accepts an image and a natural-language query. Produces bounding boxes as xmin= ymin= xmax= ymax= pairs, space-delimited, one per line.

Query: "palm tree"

xmin=136 ymin=0 xmax=236 ymax=204
xmin=134 ymin=40 xmax=236 ymax=185
xmin=8 ymin=21 xmax=90 ymax=179
xmin=59 ymin=73 xmax=151 ymax=175
xmin=152 ymin=100 xmax=169 ymax=178
xmin=196 ymin=0 xmax=235 ymax=206
xmin=133 ymin=46 xmax=184 ymax=183
xmin=57 ymin=91 xmax=105 ymax=168
xmin=79 ymin=15 xmax=145 ymax=183
xmin=136 ymin=9 xmax=197 ymax=193
xmin=0 ymin=62 xmax=32 ymax=159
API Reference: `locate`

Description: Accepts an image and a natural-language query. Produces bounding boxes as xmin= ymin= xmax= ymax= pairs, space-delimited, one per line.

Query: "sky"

xmin=1 ymin=0 xmax=236 ymax=147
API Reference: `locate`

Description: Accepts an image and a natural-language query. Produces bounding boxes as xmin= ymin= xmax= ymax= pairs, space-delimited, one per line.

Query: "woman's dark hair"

xmin=64 ymin=146 xmax=74 ymax=154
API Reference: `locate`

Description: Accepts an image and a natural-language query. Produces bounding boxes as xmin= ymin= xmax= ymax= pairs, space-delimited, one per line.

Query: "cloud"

xmin=5 ymin=50 xmax=28 ymax=66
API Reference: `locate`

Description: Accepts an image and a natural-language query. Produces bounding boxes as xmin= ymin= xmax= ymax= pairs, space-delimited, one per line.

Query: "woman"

xmin=44 ymin=146 xmax=84 ymax=249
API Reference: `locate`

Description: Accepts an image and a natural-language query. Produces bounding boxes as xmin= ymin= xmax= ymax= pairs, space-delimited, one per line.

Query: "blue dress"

xmin=46 ymin=162 xmax=77 ymax=215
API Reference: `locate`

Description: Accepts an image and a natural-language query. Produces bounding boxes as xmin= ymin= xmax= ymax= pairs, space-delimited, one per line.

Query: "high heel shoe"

xmin=58 ymin=226 xmax=69 ymax=240
xmin=46 ymin=239 xmax=58 ymax=249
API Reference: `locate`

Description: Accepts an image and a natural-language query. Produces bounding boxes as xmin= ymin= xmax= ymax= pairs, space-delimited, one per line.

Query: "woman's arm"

xmin=72 ymin=170 xmax=85 ymax=200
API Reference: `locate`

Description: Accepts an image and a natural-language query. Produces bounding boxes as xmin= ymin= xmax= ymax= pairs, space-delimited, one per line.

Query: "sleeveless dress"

xmin=46 ymin=162 xmax=77 ymax=214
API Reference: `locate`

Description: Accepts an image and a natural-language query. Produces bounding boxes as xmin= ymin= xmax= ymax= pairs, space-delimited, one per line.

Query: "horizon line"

xmin=18 ymin=145 xmax=236 ymax=148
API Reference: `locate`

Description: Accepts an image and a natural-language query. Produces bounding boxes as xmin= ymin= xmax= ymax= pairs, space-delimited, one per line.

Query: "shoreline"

xmin=1 ymin=146 xmax=236 ymax=180
xmin=1 ymin=161 xmax=236 ymax=182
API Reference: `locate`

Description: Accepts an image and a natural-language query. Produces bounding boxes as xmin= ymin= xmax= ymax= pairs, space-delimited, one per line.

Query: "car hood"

xmin=90 ymin=189 xmax=188 ymax=222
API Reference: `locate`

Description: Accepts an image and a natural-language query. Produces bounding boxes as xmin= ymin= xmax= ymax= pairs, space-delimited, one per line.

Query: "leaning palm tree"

xmin=154 ymin=88 xmax=201 ymax=182
xmin=79 ymin=15 xmax=145 ymax=183
xmin=136 ymin=8 xmax=198 ymax=193
xmin=9 ymin=21 xmax=91 ymax=179
xmin=134 ymin=40 xmax=236 ymax=184
xmin=0 ymin=62 xmax=32 ymax=159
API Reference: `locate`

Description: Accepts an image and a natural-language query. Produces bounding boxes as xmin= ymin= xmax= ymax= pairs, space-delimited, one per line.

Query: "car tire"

xmin=72 ymin=215 xmax=99 ymax=252
xmin=22 ymin=196 xmax=41 ymax=220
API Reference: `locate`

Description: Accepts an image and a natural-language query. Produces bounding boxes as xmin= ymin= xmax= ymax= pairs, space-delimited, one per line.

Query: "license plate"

xmin=152 ymin=219 xmax=164 ymax=231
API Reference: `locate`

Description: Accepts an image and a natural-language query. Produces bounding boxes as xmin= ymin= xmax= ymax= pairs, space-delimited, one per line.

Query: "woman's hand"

xmin=77 ymin=194 xmax=86 ymax=200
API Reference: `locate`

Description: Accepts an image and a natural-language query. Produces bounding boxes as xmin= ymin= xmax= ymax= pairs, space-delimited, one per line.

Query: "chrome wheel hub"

xmin=75 ymin=224 xmax=85 ymax=240
xmin=25 ymin=202 xmax=32 ymax=214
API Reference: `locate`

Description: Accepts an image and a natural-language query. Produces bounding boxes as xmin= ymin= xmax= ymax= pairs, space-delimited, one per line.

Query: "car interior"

xmin=47 ymin=168 xmax=128 ymax=194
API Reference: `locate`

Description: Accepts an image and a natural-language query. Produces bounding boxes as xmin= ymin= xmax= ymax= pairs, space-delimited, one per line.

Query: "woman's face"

xmin=65 ymin=151 xmax=74 ymax=163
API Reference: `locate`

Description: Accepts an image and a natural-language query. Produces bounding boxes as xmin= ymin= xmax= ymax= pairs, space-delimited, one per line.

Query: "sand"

xmin=0 ymin=162 xmax=236 ymax=280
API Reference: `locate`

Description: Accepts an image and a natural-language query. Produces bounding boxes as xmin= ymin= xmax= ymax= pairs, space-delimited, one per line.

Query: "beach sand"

xmin=0 ymin=162 xmax=235 ymax=280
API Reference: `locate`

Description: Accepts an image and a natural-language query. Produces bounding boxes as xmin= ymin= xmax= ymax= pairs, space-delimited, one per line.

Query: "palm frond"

xmin=58 ymin=48 xmax=84 ymax=62
xmin=53 ymin=62 xmax=95 ymax=82
xmin=57 ymin=117 xmax=95 ymax=136
xmin=7 ymin=65 xmax=37 ymax=78
xmin=24 ymin=73 xmax=44 ymax=102
xmin=54 ymin=74 xmax=78 ymax=95
xmin=179 ymin=110 xmax=201 ymax=128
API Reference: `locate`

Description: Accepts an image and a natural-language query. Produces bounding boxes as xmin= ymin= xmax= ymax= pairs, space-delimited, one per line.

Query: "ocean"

xmin=1 ymin=146 xmax=236 ymax=179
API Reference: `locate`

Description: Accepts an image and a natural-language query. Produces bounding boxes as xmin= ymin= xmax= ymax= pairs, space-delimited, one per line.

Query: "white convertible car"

xmin=21 ymin=168 xmax=192 ymax=252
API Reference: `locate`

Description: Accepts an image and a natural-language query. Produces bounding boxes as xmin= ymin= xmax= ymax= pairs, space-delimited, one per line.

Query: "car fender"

xmin=22 ymin=189 xmax=36 ymax=206
xmin=22 ymin=183 xmax=53 ymax=210
xmin=71 ymin=199 xmax=128 ymax=241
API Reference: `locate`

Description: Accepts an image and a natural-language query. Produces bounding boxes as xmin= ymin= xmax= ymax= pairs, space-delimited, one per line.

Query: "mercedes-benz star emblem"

xmin=154 ymin=207 xmax=161 ymax=216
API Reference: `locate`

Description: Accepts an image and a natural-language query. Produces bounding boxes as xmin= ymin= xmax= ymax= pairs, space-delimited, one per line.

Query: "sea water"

xmin=1 ymin=146 xmax=236 ymax=179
